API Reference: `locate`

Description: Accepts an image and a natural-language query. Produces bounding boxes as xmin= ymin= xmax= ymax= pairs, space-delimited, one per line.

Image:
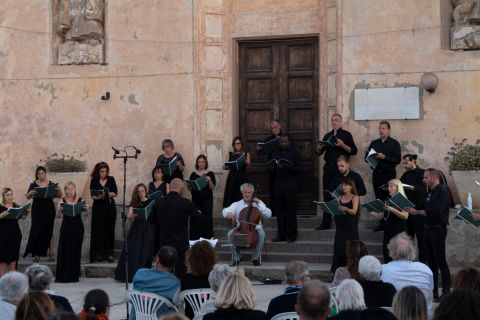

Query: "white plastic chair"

xmin=128 ymin=290 xmax=178 ymax=320
xmin=180 ymin=288 xmax=215 ymax=317
xmin=193 ymin=314 xmax=205 ymax=320
xmin=271 ymin=311 xmax=299 ymax=320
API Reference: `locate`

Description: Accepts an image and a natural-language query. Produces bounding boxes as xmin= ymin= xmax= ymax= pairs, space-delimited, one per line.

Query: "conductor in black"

xmin=407 ymin=168 xmax=451 ymax=299
xmin=315 ymin=113 xmax=357 ymax=230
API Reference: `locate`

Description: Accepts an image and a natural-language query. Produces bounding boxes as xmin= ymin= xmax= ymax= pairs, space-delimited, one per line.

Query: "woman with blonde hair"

xmin=369 ymin=179 xmax=409 ymax=263
xmin=56 ymin=181 xmax=88 ymax=283
xmin=203 ymin=272 xmax=266 ymax=320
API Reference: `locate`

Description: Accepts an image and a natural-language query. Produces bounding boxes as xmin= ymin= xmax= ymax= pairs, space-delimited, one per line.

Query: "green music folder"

xmin=366 ymin=148 xmax=378 ymax=169
xmin=34 ymin=183 xmax=58 ymax=199
xmin=186 ymin=174 xmax=208 ymax=191
xmin=132 ymin=200 xmax=156 ymax=219
xmin=257 ymin=136 xmax=281 ymax=154
xmin=361 ymin=199 xmax=385 ymax=213
xmin=455 ymin=207 xmax=480 ymax=228
xmin=158 ymin=156 xmax=178 ymax=176
xmin=148 ymin=190 xmax=164 ymax=201
xmin=314 ymin=199 xmax=345 ymax=216
xmin=224 ymin=152 xmax=247 ymax=170
xmin=316 ymin=135 xmax=337 ymax=147
xmin=5 ymin=203 xmax=31 ymax=219
xmin=387 ymin=192 xmax=415 ymax=210
xmin=61 ymin=201 xmax=86 ymax=217
xmin=90 ymin=188 xmax=109 ymax=198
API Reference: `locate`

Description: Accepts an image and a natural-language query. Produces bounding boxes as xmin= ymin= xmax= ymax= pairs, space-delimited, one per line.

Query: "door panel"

xmin=239 ymin=38 xmax=319 ymax=214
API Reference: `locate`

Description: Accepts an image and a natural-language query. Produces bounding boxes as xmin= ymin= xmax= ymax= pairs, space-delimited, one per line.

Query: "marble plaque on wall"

xmin=354 ymin=87 xmax=420 ymax=120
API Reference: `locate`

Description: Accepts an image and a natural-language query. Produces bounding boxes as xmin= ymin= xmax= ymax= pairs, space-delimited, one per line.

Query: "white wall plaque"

xmin=354 ymin=87 xmax=420 ymax=120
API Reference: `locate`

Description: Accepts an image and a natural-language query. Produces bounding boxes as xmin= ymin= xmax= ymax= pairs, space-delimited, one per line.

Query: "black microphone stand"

xmin=112 ymin=147 xmax=140 ymax=320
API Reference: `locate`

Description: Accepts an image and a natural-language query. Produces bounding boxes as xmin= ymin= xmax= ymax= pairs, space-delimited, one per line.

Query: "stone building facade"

xmin=1 ymin=0 xmax=479 ymax=265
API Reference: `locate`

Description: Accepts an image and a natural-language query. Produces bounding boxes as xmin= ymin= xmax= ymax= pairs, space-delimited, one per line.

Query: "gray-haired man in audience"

xmin=295 ymin=280 xmax=331 ymax=320
xmin=0 ymin=271 xmax=29 ymax=320
xmin=267 ymin=260 xmax=310 ymax=319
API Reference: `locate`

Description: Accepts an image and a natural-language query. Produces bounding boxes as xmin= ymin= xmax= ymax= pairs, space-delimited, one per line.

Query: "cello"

xmin=231 ymin=199 xmax=262 ymax=248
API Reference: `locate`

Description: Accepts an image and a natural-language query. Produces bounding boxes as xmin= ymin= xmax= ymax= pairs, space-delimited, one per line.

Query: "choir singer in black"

xmin=271 ymin=135 xmax=302 ymax=243
xmin=365 ymin=121 xmax=401 ymax=232
xmin=329 ymin=156 xmax=367 ymax=197
xmin=315 ymin=114 xmax=357 ymax=230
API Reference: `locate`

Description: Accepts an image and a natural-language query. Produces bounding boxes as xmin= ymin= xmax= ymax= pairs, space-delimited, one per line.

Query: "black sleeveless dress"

xmin=222 ymin=152 xmax=249 ymax=208
xmin=331 ymin=197 xmax=359 ymax=273
xmin=115 ymin=199 xmax=156 ymax=282
xmin=189 ymin=171 xmax=216 ymax=239
xmin=0 ymin=203 xmax=22 ymax=263
xmin=383 ymin=207 xmax=408 ymax=263
xmin=56 ymin=198 xmax=85 ymax=283
xmin=24 ymin=181 xmax=56 ymax=258
xmin=155 ymin=152 xmax=185 ymax=184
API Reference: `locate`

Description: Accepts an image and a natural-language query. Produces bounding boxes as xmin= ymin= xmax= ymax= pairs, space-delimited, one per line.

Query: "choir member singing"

xmin=148 ymin=166 xmax=170 ymax=197
xmin=89 ymin=162 xmax=117 ymax=263
xmin=222 ymin=136 xmax=251 ymax=208
xmin=115 ymin=183 xmax=156 ymax=282
xmin=55 ymin=181 xmax=87 ymax=283
xmin=24 ymin=166 xmax=61 ymax=262
xmin=315 ymin=113 xmax=357 ymax=230
xmin=400 ymin=154 xmax=427 ymax=263
xmin=330 ymin=178 xmax=360 ymax=273
xmin=271 ymin=135 xmax=302 ymax=243
xmin=188 ymin=154 xmax=216 ymax=240
xmin=369 ymin=179 xmax=408 ymax=263
xmin=0 ymin=188 xmax=25 ymax=276
xmin=155 ymin=139 xmax=185 ymax=184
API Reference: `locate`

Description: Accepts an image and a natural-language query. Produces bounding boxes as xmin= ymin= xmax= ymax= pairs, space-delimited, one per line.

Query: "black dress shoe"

xmin=272 ymin=237 xmax=285 ymax=242
xmin=252 ymin=260 xmax=261 ymax=266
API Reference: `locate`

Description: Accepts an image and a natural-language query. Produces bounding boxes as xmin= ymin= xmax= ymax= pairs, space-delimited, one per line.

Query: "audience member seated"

xmin=452 ymin=267 xmax=480 ymax=294
xmin=0 ymin=271 xmax=28 ymax=320
xmin=203 ymin=272 xmax=266 ymax=320
xmin=295 ymin=280 xmax=331 ymax=320
xmin=433 ymin=289 xmax=480 ymax=320
xmin=15 ymin=291 xmax=54 ymax=320
xmin=329 ymin=279 xmax=366 ymax=320
xmin=380 ymin=232 xmax=433 ymax=306
xmin=266 ymin=260 xmax=309 ymax=319
xmin=198 ymin=264 xmax=232 ymax=315
xmin=159 ymin=314 xmax=189 ymax=320
xmin=24 ymin=264 xmax=73 ymax=313
xmin=392 ymin=286 xmax=427 ymax=320
xmin=50 ymin=312 xmax=81 ymax=320
xmin=331 ymin=240 xmax=368 ymax=287
xmin=131 ymin=246 xmax=180 ymax=320
xmin=78 ymin=289 xmax=109 ymax=320
xmin=181 ymin=241 xmax=217 ymax=319
xmin=358 ymin=256 xmax=396 ymax=307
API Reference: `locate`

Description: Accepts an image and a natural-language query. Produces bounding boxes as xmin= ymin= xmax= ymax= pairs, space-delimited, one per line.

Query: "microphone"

xmin=112 ymin=147 xmax=120 ymax=154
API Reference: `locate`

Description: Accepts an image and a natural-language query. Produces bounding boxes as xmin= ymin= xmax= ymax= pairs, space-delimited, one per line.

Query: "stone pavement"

xmin=51 ymin=277 xmax=286 ymax=320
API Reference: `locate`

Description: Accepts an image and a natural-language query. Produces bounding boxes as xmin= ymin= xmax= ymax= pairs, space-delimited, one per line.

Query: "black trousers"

xmin=274 ymin=186 xmax=297 ymax=241
xmin=424 ymin=225 xmax=451 ymax=295
xmin=320 ymin=163 xmax=339 ymax=228
xmin=407 ymin=215 xmax=426 ymax=263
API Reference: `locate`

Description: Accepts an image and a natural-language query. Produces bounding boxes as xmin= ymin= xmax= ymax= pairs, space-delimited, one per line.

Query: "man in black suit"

xmin=266 ymin=260 xmax=310 ymax=319
xmin=315 ymin=114 xmax=358 ymax=230
xmin=329 ymin=155 xmax=367 ymax=197
xmin=148 ymin=178 xmax=199 ymax=278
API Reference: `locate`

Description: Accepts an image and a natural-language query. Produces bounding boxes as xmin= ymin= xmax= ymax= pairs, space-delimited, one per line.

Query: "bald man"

xmin=148 ymin=178 xmax=199 ymax=278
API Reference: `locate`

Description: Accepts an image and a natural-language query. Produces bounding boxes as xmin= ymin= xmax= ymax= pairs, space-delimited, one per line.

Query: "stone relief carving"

xmin=54 ymin=0 xmax=105 ymax=64
xmin=451 ymin=0 xmax=480 ymax=50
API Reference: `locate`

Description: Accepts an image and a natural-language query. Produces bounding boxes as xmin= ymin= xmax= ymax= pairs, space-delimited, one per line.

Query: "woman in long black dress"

xmin=369 ymin=179 xmax=409 ymax=263
xmin=222 ymin=136 xmax=251 ymax=208
xmin=114 ymin=183 xmax=155 ymax=282
xmin=56 ymin=181 xmax=87 ymax=283
xmin=188 ymin=154 xmax=216 ymax=239
xmin=331 ymin=177 xmax=360 ymax=273
xmin=89 ymin=162 xmax=118 ymax=263
xmin=155 ymin=139 xmax=185 ymax=184
xmin=148 ymin=166 xmax=170 ymax=196
xmin=0 ymin=188 xmax=24 ymax=276
xmin=24 ymin=166 xmax=61 ymax=262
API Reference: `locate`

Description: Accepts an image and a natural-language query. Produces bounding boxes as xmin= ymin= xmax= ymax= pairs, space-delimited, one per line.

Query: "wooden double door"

xmin=238 ymin=38 xmax=319 ymax=214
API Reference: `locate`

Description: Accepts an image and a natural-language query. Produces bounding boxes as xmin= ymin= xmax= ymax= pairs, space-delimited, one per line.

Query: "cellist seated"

xmin=222 ymin=183 xmax=272 ymax=266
